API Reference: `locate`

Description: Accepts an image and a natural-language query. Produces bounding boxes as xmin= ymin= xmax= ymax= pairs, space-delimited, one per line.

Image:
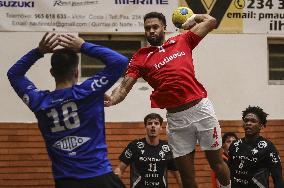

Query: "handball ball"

xmin=172 ymin=7 xmax=194 ymax=28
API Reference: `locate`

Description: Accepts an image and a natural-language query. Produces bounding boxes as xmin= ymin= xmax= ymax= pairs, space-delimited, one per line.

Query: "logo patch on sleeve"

xmin=125 ymin=149 xmax=132 ymax=158
xmin=91 ymin=76 xmax=109 ymax=91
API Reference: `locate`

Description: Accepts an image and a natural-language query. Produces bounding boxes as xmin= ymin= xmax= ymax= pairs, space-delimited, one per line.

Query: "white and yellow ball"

xmin=172 ymin=7 xmax=194 ymax=28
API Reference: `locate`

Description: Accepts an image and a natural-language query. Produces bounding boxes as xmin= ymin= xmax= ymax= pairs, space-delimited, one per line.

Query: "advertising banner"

xmin=186 ymin=0 xmax=284 ymax=34
xmin=0 ymin=0 xmax=178 ymax=32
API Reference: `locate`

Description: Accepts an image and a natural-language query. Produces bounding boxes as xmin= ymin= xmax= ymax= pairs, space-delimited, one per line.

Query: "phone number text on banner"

xmin=0 ymin=0 xmax=178 ymax=32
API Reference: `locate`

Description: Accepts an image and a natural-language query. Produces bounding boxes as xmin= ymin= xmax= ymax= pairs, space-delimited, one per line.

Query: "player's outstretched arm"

xmin=60 ymin=33 xmax=128 ymax=77
xmin=104 ymin=76 xmax=137 ymax=107
xmin=182 ymin=14 xmax=217 ymax=38
xmin=114 ymin=161 xmax=128 ymax=178
xmin=7 ymin=32 xmax=59 ymax=98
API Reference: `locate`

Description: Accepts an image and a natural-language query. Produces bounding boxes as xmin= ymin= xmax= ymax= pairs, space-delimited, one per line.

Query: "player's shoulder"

xmin=129 ymin=138 xmax=146 ymax=146
xmin=159 ymin=139 xmax=169 ymax=145
xmin=258 ymin=136 xmax=275 ymax=147
xmin=25 ymin=89 xmax=51 ymax=111
xmin=259 ymin=136 xmax=271 ymax=142
xmin=170 ymin=31 xmax=192 ymax=40
xmin=163 ymin=32 xmax=189 ymax=48
xmin=159 ymin=140 xmax=172 ymax=153
xmin=133 ymin=46 xmax=155 ymax=57
xmin=125 ymin=138 xmax=146 ymax=152
xmin=70 ymin=82 xmax=103 ymax=100
xmin=128 ymin=47 xmax=151 ymax=65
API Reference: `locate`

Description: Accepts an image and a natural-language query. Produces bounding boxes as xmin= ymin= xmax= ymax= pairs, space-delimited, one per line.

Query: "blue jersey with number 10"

xmin=7 ymin=42 xmax=128 ymax=180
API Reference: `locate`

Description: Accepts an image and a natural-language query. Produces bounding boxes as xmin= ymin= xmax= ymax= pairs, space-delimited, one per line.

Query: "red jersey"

xmin=126 ymin=31 xmax=207 ymax=109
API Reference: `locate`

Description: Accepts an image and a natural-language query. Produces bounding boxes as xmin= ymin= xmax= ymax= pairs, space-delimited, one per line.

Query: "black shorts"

xmin=55 ymin=172 xmax=126 ymax=188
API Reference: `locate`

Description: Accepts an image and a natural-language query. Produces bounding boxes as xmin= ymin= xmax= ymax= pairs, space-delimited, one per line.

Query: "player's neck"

xmin=146 ymin=136 xmax=159 ymax=146
xmin=55 ymin=81 xmax=75 ymax=90
xmin=245 ymin=134 xmax=260 ymax=143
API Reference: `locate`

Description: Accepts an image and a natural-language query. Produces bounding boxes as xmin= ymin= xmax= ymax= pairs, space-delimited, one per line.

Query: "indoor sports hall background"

xmin=0 ymin=0 xmax=283 ymax=187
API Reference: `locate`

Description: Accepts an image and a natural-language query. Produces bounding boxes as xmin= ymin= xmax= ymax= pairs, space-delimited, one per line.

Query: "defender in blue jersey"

xmin=7 ymin=33 xmax=128 ymax=188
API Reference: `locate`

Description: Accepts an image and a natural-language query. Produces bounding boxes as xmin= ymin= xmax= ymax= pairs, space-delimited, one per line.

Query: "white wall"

xmin=1 ymin=32 xmax=283 ymax=122
xmin=1 ymin=32 xmax=54 ymax=122
xmin=195 ymin=34 xmax=284 ymax=120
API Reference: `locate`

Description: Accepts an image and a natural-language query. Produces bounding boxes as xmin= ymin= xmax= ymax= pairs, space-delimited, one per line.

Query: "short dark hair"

xmin=144 ymin=12 xmax=166 ymax=26
xmin=51 ymin=48 xmax=79 ymax=82
xmin=242 ymin=106 xmax=269 ymax=127
xmin=222 ymin=132 xmax=238 ymax=144
xmin=144 ymin=113 xmax=163 ymax=126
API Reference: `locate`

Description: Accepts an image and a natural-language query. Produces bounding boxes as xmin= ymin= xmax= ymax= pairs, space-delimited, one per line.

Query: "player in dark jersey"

xmin=114 ymin=113 xmax=182 ymax=188
xmin=105 ymin=11 xmax=231 ymax=188
xmin=228 ymin=106 xmax=284 ymax=188
xmin=7 ymin=32 xmax=128 ymax=188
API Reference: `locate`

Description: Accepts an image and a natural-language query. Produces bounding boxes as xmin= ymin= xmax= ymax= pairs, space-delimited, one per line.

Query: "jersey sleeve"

xmin=184 ymin=31 xmax=203 ymax=50
xmin=119 ymin=141 xmax=136 ymax=165
xmin=167 ymin=157 xmax=178 ymax=171
xmin=7 ymin=48 xmax=45 ymax=111
xmin=77 ymin=42 xmax=128 ymax=96
xmin=166 ymin=146 xmax=178 ymax=171
xmin=125 ymin=51 xmax=144 ymax=79
xmin=267 ymin=143 xmax=284 ymax=188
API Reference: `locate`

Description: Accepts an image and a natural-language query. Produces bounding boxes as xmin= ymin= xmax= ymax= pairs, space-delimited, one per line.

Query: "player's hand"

xmin=59 ymin=34 xmax=84 ymax=52
xmin=181 ymin=14 xmax=197 ymax=30
xmin=104 ymin=94 xmax=114 ymax=107
xmin=38 ymin=32 xmax=59 ymax=54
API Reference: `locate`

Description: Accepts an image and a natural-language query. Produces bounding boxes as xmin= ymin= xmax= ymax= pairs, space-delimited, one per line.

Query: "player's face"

xmin=223 ymin=136 xmax=236 ymax=153
xmin=145 ymin=118 xmax=162 ymax=138
xmin=243 ymin=113 xmax=263 ymax=137
xmin=144 ymin=18 xmax=166 ymax=46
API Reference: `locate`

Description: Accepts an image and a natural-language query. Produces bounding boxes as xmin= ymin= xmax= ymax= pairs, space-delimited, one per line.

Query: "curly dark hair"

xmin=242 ymin=106 xmax=269 ymax=127
xmin=144 ymin=12 xmax=166 ymax=26
xmin=144 ymin=113 xmax=163 ymax=126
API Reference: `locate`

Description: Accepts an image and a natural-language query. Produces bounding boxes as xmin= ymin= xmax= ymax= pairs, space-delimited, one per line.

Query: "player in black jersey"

xmin=228 ymin=106 xmax=284 ymax=188
xmin=114 ymin=113 xmax=182 ymax=188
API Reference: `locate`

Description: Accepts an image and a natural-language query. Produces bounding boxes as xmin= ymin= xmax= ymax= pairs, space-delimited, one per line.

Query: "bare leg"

xmin=174 ymin=151 xmax=198 ymax=188
xmin=205 ymin=149 xmax=230 ymax=187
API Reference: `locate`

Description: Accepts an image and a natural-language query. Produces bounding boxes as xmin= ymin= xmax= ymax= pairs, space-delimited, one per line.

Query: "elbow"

xmin=118 ymin=56 xmax=129 ymax=72
xmin=7 ymin=68 xmax=14 ymax=81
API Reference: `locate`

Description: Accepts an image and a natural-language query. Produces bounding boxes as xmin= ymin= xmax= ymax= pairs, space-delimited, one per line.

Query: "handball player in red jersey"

xmin=105 ymin=12 xmax=231 ymax=188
